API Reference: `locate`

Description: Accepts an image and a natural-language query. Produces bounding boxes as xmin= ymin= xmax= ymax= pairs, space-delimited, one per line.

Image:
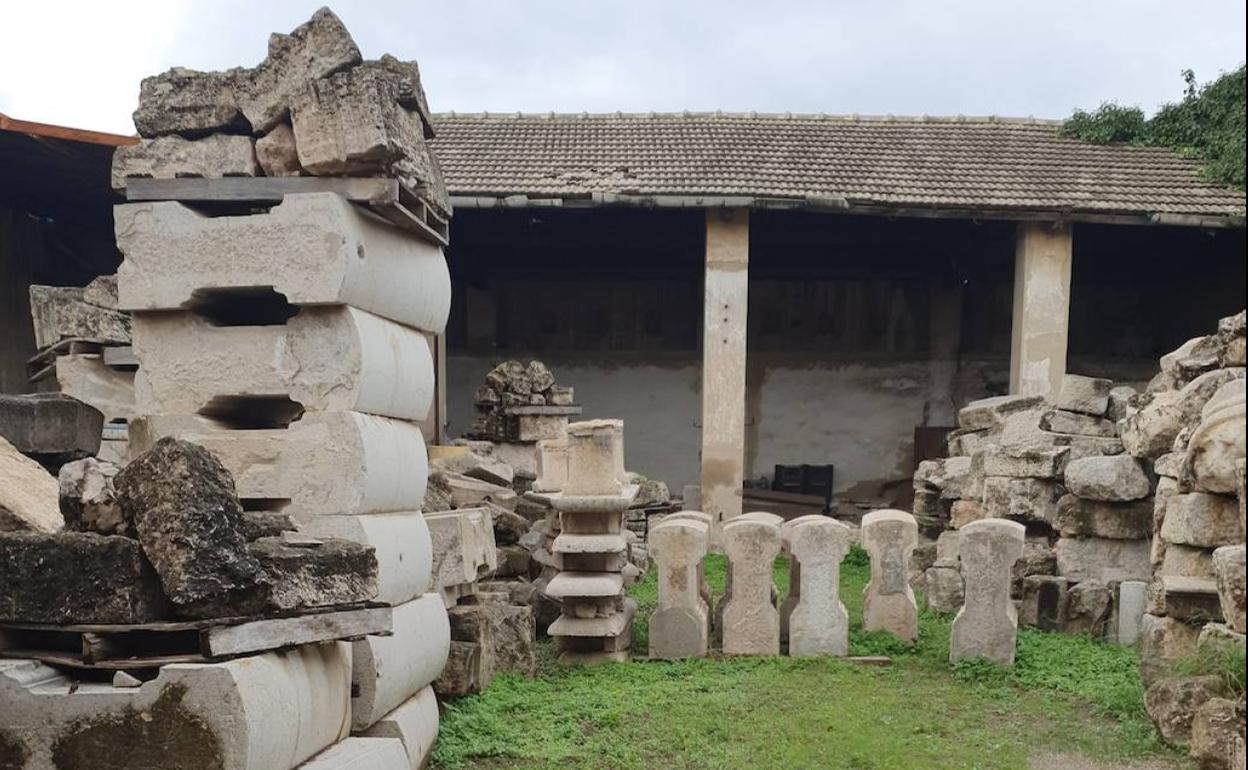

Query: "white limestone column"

xmin=701 ymin=208 xmax=750 ymax=531
xmin=1009 ymin=222 xmax=1073 ymax=399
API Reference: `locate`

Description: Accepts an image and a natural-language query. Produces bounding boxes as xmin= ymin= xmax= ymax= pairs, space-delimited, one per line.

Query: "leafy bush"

xmin=1062 ymin=66 xmax=1246 ymax=190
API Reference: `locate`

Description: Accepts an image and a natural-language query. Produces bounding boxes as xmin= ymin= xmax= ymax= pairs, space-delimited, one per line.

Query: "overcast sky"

xmin=1 ymin=0 xmax=1244 ymax=135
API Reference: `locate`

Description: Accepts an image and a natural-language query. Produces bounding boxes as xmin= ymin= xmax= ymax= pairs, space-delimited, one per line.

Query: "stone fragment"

xmin=1011 ymin=539 xmax=1058 ymax=596
xmin=431 ymin=450 xmax=514 ymax=489
xmin=1155 ymin=452 xmax=1184 ymax=479
xmin=563 ymin=420 xmax=624 ymax=496
xmin=82 ymin=273 xmax=119 ymax=309
xmin=720 ymin=517 xmax=781 ymax=655
xmin=1184 ymin=378 xmax=1245 ymax=495
xmin=1064 ymin=455 xmax=1151 ymax=501
xmin=247 ymin=536 xmax=378 ymax=612
xmin=924 ymin=562 xmax=964 ymax=613
xmin=110 ymin=133 xmax=258 ymax=191
xmin=0 ymin=643 xmax=352 ymax=770
xmin=133 ymin=66 xmax=247 ymax=137
xmin=0 ymin=436 xmax=61 ymax=533
xmin=1055 ymin=374 xmax=1113 ymax=416
xmin=242 ymin=511 xmax=297 ymax=541
xmin=492 ymin=604 xmax=538 ymax=678
xmin=301 ymin=737 xmax=410 ymax=770
xmin=114 ymin=437 xmax=264 ymax=617
xmin=115 ymin=193 xmax=451 ymax=333
xmin=358 ymin=686 xmax=440 ymax=770
xmin=914 ymin=456 xmax=973 ymax=498
xmin=1040 ymin=409 xmax=1117 ymax=437
xmin=981 ymin=445 xmax=1069 ymax=479
xmin=1121 ymin=368 xmax=1245 ymax=459
xmin=133 ymin=306 xmax=435 ymax=422
xmin=649 ymin=518 xmax=710 ymax=660
xmin=425 ymin=508 xmax=498 ymax=594
xmin=1145 ymin=675 xmax=1225 ymax=746
xmin=1065 ymin=580 xmax=1112 ymax=637
xmin=433 ymin=641 xmax=482 ymax=698
xmin=786 ymin=517 xmax=851 ymax=657
xmin=1054 ymin=536 xmax=1151 ymax=583
xmin=548 ymin=385 xmax=575 ymax=406
xmin=1212 ymin=545 xmax=1246 ymax=633
xmin=494 ymin=544 xmax=531 ymax=578
xmin=1138 ymin=613 xmax=1202 ymax=686
xmin=1190 ymin=697 xmax=1242 ymax=770
xmin=1161 ymin=493 xmax=1243 ymax=548
xmin=1115 ymin=580 xmax=1148 ymax=646
xmin=981 ymin=476 xmax=1063 ymax=523
xmin=1107 ymin=385 xmax=1137 ymax=423
xmin=950 ymin=499 xmax=987 ymax=529
xmin=950 ymin=518 xmax=1025 ymax=665
xmin=255 ymin=121 xmax=304 ymax=176
xmin=0 ymin=393 xmax=103 ymax=465
xmin=1162 ymin=543 xmax=1217 ymax=578
xmin=54 ymin=354 xmax=137 ymax=424
xmin=861 ymin=509 xmax=919 ymax=643
xmin=1054 ymin=494 xmax=1152 ymax=540
xmin=352 ymin=594 xmax=450 ymax=731
xmin=28 ymin=284 xmax=132 ymax=348
xmin=130 ymin=412 xmax=429 ymax=519
xmin=0 ymin=531 xmax=168 ymax=623
xmin=234 ymin=7 xmax=363 ymax=134
xmin=957 ymin=394 xmax=1045 ymax=431
xmin=1019 ymin=575 xmax=1068 ymax=631
xmin=58 ymin=457 xmax=127 ymax=536
xmin=527 ymin=360 xmax=556 ymax=392
xmin=1154 ymin=575 xmax=1223 ymax=623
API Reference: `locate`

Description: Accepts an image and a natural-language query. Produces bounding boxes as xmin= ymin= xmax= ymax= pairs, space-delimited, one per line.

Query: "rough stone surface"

xmin=1040 ymin=409 xmax=1117 ymax=437
xmin=247 ymin=535 xmax=378 ymax=612
xmin=1184 ymin=378 xmax=1246 ymax=495
xmin=1115 ymin=580 xmax=1148 ymax=646
xmin=924 ymin=562 xmax=964 ymax=613
xmin=1054 ymin=494 xmax=1152 ymax=540
xmin=950 ymin=518 xmax=1025 ymax=665
xmin=28 ymin=285 xmax=131 ymax=348
xmin=720 ymin=517 xmax=781 ymax=655
xmin=1138 ymin=613 xmax=1202 ymax=686
xmin=861 ymin=509 xmax=919 ymax=642
xmin=1063 ymin=455 xmax=1151 ymax=501
xmin=0 ymin=531 xmax=168 ymax=623
xmin=1162 ymin=493 xmax=1244 ymax=548
xmin=110 ymin=133 xmax=258 ymax=191
xmin=950 ymin=499 xmax=987 ymax=529
xmin=297 ymin=512 xmax=431 ymax=606
xmin=1122 ymin=368 xmax=1245 ymax=460
xmin=1190 ymin=697 xmax=1243 ymax=770
xmin=1212 ymin=545 xmax=1246 ymax=633
xmin=981 ymin=445 xmax=1069 ymax=479
xmin=1019 ymin=575 xmax=1068 ymax=632
xmin=1145 ymin=675 xmax=1225 ymax=746
xmin=133 ymin=66 xmax=247 ymax=137
xmin=1054 ymin=536 xmax=1151 ymax=583
xmin=1055 ymin=374 xmax=1113 ymax=416
xmin=255 ymin=121 xmax=304 ymax=176
xmin=1065 ymin=580 xmax=1112 ymax=637
xmin=958 ymin=395 xmax=1045 ymax=432
xmin=114 ymin=437 xmax=264 ymax=618
xmin=0 ymin=436 xmax=62 ymax=533
xmin=358 ymin=686 xmax=440 ymax=770
xmin=234 ymin=7 xmax=363 ymax=134
xmin=58 ymin=457 xmax=127 ymax=536
xmin=0 ymin=393 xmax=104 ymax=464
xmin=981 ymin=476 xmax=1063 ymax=524
xmin=1107 ymin=385 xmax=1138 ymax=423
xmin=1011 ymin=539 xmax=1058 ymax=596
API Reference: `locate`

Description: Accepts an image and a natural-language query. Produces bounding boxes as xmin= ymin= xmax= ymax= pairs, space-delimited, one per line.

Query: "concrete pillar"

xmin=701 ymin=209 xmax=749 ymax=528
xmin=926 ymin=283 xmax=964 ymax=426
xmin=1009 ymin=222 xmax=1072 ymax=399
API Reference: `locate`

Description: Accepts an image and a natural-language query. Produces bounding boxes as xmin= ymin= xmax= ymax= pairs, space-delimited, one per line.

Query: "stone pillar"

xmin=861 ymin=509 xmax=919 ymax=642
xmin=950 ymin=518 xmax=1026 ymax=665
xmin=720 ymin=516 xmax=780 ymax=655
xmin=785 ymin=517 xmax=851 ymax=657
xmin=649 ymin=517 xmax=710 ymax=660
xmin=1009 ymin=222 xmax=1072 ymax=399
xmin=701 ymin=208 xmax=750 ymax=530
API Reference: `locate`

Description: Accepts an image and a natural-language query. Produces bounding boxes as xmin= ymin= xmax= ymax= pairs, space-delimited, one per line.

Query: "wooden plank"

xmin=0 ymin=114 xmax=139 ymax=148
xmin=125 ymin=177 xmax=399 ymax=204
xmin=200 ymin=606 xmax=392 ymax=658
xmin=0 ymin=649 xmax=207 ymax=670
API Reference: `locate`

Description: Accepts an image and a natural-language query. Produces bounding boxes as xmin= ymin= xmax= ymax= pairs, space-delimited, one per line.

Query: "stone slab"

xmin=0 ymin=437 xmax=61 ymax=533
xmin=1055 ymin=374 xmax=1112 ymax=416
xmin=1054 ymin=536 xmax=1151 ymax=583
xmin=299 ymin=737 xmax=410 ymax=769
xmin=1054 ymin=494 xmax=1152 ymax=540
xmin=1063 ymin=455 xmax=1151 ymax=502
xmin=111 ymin=133 xmax=258 ymax=191
xmin=54 ymin=354 xmax=138 ymax=423
xmin=357 ymin=686 xmax=439 ymax=770
xmin=1161 ymin=492 xmax=1243 ymax=548
xmin=351 ymin=594 xmax=449 ymax=732
xmin=297 ymin=512 xmax=432 ymax=606
xmin=424 ymin=508 xmax=497 ymax=592
xmin=0 ymin=393 xmax=103 ymax=463
xmin=129 ymin=411 xmax=428 ymax=518
xmin=115 ymin=193 xmax=451 ymax=333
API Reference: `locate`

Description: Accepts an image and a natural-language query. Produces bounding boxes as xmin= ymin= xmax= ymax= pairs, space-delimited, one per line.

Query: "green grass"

xmin=433 ymin=546 xmax=1180 ymax=770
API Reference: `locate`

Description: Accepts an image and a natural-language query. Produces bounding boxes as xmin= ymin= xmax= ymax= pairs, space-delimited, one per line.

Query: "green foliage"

xmin=1062 ymin=65 xmax=1246 ymax=189
xmin=1173 ymin=637 xmax=1248 ymax=697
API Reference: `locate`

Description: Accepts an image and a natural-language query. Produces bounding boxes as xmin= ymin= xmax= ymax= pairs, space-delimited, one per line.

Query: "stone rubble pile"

xmin=467 ymin=359 xmax=581 ymax=476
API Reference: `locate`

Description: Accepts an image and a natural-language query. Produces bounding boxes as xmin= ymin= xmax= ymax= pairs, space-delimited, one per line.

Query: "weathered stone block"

xmin=950 ymin=518 xmax=1025 ymax=665
xmin=352 ymin=594 xmax=450 ymax=732
xmin=981 ymin=476 xmax=1063 ymax=524
xmin=1121 ymin=368 xmax=1245 ymax=460
xmin=1065 ymin=580 xmax=1112 ymax=637
xmin=295 ymin=512 xmax=431 ymax=606
xmin=1054 ymin=494 xmax=1152 ymax=540
xmin=957 ymin=395 xmax=1044 ymax=432
xmin=1184 ymin=378 xmax=1245 ymax=495
xmin=721 ymin=517 xmax=781 ymax=655
xmin=256 ymin=121 xmax=304 ymax=176
xmin=28 ymin=284 xmax=131 ymax=348
xmin=133 ymin=66 xmax=247 ymax=137
xmin=1019 ymin=575 xmax=1068 ymax=631
xmin=1145 ymin=675 xmax=1225 ymax=747
xmin=924 ymin=562 xmax=964 ymax=613
xmin=1138 ymin=613 xmax=1202 ymax=686
xmin=130 ymin=412 xmax=429 ymax=519
xmin=950 ymin=499 xmax=987 ymax=529
xmin=0 ymin=393 xmax=103 ymax=464
xmin=0 ymin=436 xmax=61 ymax=533
xmin=115 ymin=193 xmax=451 ymax=333
xmin=1212 ymin=545 xmax=1246 ymax=633
xmin=786 ymin=517 xmax=851 ymax=657
xmin=0 ymin=642 xmax=352 ymax=770
xmin=1041 ymin=408 xmax=1117 ymax=437
xmin=0 ymin=531 xmax=169 ymax=623
xmin=300 ymin=737 xmax=410 ymax=769
xmin=1055 ymin=374 xmax=1112 ymax=416
xmin=1190 ymin=697 xmax=1242 ymax=770
xmin=425 ymin=508 xmax=498 ymax=594
xmin=1011 ymin=539 xmax=1057 ymax=596
xmin=1161 ymin=493 xmax=1243 ymax=548
xmin=981 ymin=445 xmax=1068 ymax=479
xmin=248 ymin=535 xmax=378 ymax=612
xmin=59 ymin=457 xmax=126 ymax=536
xmin=133 ymin=306 xmax=435 ymax=421
xmin=861 ymin=509 xmax=919 ymax=643
xmin=1064 ymin=454 xmax=1151 ymax=501
xmin=1162 ymin=543 xmax=1216 ymax=578
xmin=54 ymin=354 xmax=137 ymax=424
xmin=433 ymin=640 xmax=482 ymax=699
xmin=1114 ymin=580 xmax=1148 ymax=645
xmin=111 ymin=133 xmax=258 ymax=191
xmin=1054 ymin=536 xmax=1151 ymax=583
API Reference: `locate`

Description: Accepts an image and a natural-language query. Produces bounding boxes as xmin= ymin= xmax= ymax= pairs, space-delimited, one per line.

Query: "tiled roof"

xmin=431 ymin=112 xmax=1245 ymax=221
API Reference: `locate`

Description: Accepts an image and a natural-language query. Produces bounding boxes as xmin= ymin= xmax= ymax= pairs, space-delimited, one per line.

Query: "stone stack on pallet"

xmin=104 ymin=9 xmax=456 ymax=769
xmin=536 ymin=420 xmax=640 ymax=663
xmin=914 ymin=372 xmax=1158 ymax=642
xmin=468 ymin=359 xmax=580 ymax=476
xmin=1121 ymin=311 xmax=1245 ymax=769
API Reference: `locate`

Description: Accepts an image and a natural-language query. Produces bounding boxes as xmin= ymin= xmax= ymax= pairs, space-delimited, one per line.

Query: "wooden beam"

xmin=0 ymin=113 xmax=138 ymax=147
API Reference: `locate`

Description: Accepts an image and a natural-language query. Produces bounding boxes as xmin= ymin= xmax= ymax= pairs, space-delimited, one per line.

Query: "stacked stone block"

xmin=543 ymin=420 xmax=639 ymax=663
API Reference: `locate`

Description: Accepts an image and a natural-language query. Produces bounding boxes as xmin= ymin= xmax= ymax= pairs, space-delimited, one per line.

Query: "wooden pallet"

xmin=125 ymin=177 xmax=450 ymax=247
xmin=0 ymin=604 xmax=391 ymax=671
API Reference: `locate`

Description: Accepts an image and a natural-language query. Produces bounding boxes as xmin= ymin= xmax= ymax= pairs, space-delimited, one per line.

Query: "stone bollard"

xmin=950 ymin=518 xmax=1026 ymax=665
xmin=563 ymin=420 xmax=623 ymax=496
xmin=720 ymin=517 xmax=781 ymax=655
xmin=778 ymin=514 xmax=830 ymax=643
xmin=785 ymin=517 xmax=851 ymax=657
xmin=861 ymin=509 xmax=919 ymax=642
xmin=649 ymin=517 xmax=710 ymax=659
xmin=662 ymin=511 xmax=715 ymax=620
